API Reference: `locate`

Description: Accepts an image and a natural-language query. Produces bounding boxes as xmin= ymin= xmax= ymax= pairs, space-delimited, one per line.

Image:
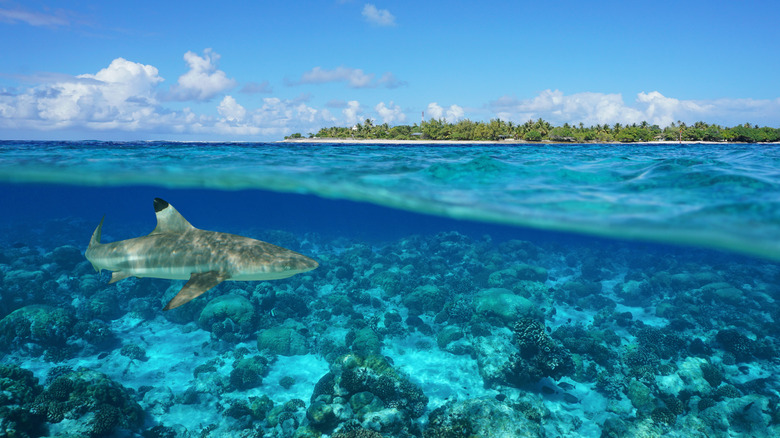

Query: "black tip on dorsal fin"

xmin=150 ymin=198 xmax=196 ymax=235
xmin=154 ymin=198 xmax=169 ymax=212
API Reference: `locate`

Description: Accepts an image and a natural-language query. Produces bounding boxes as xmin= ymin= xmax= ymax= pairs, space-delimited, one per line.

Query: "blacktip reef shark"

xmin=85 ymin=198 xmax=318 ymax=310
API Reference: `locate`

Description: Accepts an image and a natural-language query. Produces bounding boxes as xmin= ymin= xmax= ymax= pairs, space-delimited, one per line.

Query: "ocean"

xmin=0 ymin=141 xmax=778 ymax=437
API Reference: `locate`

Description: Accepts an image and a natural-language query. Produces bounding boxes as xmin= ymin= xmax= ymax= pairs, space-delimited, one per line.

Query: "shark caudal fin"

xmin=86 ymin=216 xmax=105 ymax=272
xmin=150 ymin=198 xmax=196 ymax=235
xmin=89 ymin=216 xmax=105 ymax=246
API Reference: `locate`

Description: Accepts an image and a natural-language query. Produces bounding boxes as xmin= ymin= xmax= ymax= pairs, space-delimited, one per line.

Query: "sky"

xmin=1 ymin=0 xmax=779 ymax=141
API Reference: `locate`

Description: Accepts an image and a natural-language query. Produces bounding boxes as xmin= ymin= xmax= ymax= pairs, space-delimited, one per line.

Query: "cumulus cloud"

xmin=168 ymin=49 xmax=236 ymax=101
xmin=211 ymin=96 xmax=336 ymax=137
xmin=343 ymin=100 xmax=363 ymax=126
xmin=375 ymin=101 xmax=406 ymax=124
xmin=486 ymin=89 xmax=755 ymax=127
xmin=0 ymin=56 xmax=335 ymax=138
xmin=0 ymin=57 xmax=164 ymax=130
xmin=426 ymin=102 xmax=464 ymax=123
xmin=362 ymin=4 xmax=395 ymax=26
xmin=2 ymin=54 xmax=777 ymax=140
xmin=217 ymin=95 xmax=246 ymax=122
xmin=293 ymin=66 xmax=404 ymax=89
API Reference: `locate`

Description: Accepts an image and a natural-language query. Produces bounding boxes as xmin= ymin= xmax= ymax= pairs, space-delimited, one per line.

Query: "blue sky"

xmin=1 ymin=0 xmax=778 ymax=140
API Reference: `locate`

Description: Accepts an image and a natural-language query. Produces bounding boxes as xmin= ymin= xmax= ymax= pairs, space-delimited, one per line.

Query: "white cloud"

xmin=375 ymin=101 xmax=406 ymax=124
xmin=0 ymin=56 xmax=336 ymax=138
xmin=0 ymin=57 xmax=163 ymax=129
xmin=426 ymin=102 xmax=464 ymax=123
xmin=486 ymin=89 xmax=750 ymax=127
xmin=168 ymin=49 xmax=236 ymax=101
xmin=362 ymin=4 xmax=395 ymax=26
xmin=217 ymin=95 xmax=246 ymax=122
xmin=2 ymin=55 xmax=778 ymax=140
xmin=294 ymin=66 xmax=404 ymax=89
xmin=343 ymin=100 xmax=363 ymax=125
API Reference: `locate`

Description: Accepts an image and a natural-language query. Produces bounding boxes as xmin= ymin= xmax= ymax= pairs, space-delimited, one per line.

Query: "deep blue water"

xmin=0 ymin=141 xmax=778 ymax=437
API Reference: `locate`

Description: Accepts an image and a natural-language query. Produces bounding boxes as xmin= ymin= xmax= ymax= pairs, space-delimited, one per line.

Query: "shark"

xmin=85 ymin=198 xmax=318 ymax=310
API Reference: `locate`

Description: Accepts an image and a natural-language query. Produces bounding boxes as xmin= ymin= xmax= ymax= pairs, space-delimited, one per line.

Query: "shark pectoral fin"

xmin=108 ymin=271 xmax=133 ymax=284
xmin=163 ymin=271 xmax=226 ymax=311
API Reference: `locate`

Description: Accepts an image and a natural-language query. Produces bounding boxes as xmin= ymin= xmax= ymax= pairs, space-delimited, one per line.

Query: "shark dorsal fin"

xmin=150 ymin=198 xmax=196 ymax=234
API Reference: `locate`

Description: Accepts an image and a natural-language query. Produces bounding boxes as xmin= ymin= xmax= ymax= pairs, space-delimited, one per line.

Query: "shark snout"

xmin=266 ymin=254 xmax=318 ymax=274
xmin=294 ymin=255 xmax=319 ymax=272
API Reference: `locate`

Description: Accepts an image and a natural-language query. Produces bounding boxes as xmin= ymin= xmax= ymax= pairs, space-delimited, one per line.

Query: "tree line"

xmin=292 ymin=119 xmax=780 ymax=143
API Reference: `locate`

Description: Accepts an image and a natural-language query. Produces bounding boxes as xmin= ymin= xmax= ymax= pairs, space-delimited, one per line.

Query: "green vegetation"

xmin=288 ymin=119 xmax=780 ymax=143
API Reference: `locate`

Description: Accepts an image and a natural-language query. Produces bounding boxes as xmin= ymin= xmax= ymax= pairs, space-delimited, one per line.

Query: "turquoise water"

xmin=2 ymin=141 xmax=778 ymax=260
xmin=0 ymin=141 xmax=778 ymax=437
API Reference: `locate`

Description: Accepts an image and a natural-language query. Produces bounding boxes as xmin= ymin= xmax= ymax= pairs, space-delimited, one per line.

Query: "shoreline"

xmin=281 ymin=138 xmax=779 ymax=145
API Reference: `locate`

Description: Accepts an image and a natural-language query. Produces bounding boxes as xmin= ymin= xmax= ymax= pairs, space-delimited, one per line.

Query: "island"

xmin=285 ymin=119 xmax=780 ymax=143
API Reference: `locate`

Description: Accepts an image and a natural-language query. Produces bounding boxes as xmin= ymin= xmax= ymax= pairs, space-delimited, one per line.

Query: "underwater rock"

xmin=198 ymin=293 xmax=254 ymax=327
xmin=701 ymin=282 xmax=744 ymax=305
xmin=505 ymin=319 xmax=574 ymax=386
xmin=34 ymin=367 xmax=144 ymax=437
xmin=627 ymin=379 xmax=655 ymax=413
xmin=50 ymin=245 xmax=83 ymax=270
xmin=225 ymin=394 xmax=274 ymax=424
xmin=0 ymin=304 xmax=76 ymax=355
xmin=424 ymin=397 xmax=542 ymax=437
xmin=80 ymin=289 xmax=123 ymax=321
xmin=307 ymin=353 xmax=427 ymax=435
xmin=349 ymin=327 xmax=382 ymax=357
xmin=612 ymin=280 xmax=650 ymax=306
xmin=436 ymin=326 xmax=464 ymax=349
xmin=489 ymin=264 xmax=548 ymax=290
xmin=668 ymin=271 xmax=722 ymax=291
xmin=0 ymin=364 xmax=47 ymax=438
xmin=229 ymin=355 xmax=270 ymax=390
xmin=349 ymin=391 xmax=385 ymax=422
xmin=472 ymin=329 xmax=517 ymax=387
xmin=474 ymin=288 xmax=538 ymax=326
xmin=634 ymin=326 xmax=687 ymax=360
xmin=119 ymin=343 xmax=149 ymax=361
xmin=280 ymin=376 xmax=296 ymax=389
xmin=198 ymin=294 xmax=255 ymax=341
xmin=307 ymin=400 xmax=338 ymax=430
xmin=551 ymin=325 xmax=616 ymax=368
xmin=402 ymin=284 xmax=447 ymax=315
xmin=676 ymin=357 xmax=711 ymax=394
xmin=142 ymin=386 xmax=176 ymax=416
xmin=73 ymin=319 xmax=118 ymax=350
xmin=558 ymin=280 xmax=602 ymax=301
xmin=257 ymin=326 xmax=308 ymax=356
xmin=78 ymin=274 xmax=102 ymax=295
xmin=715 ymin=329 xmax=755 ymax=361
xmin=370 ymin=271 xmax=405 ymax=297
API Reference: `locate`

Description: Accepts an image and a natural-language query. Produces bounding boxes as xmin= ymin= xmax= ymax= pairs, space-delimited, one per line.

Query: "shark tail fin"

xmin=89 ymin=216 xmax=105 ymax=247
xmin=86 ymin=216 xmax=105 ymax=272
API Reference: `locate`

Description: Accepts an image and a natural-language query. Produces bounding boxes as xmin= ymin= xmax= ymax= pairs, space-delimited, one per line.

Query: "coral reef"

xmin=2 ymin=216 xmax=779 ymax=437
